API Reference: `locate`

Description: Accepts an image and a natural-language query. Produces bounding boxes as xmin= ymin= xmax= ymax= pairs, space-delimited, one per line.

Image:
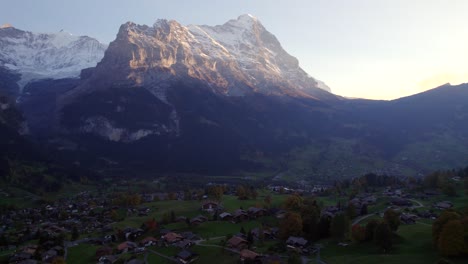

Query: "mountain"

xmin=0 ymin=24 xmax=106 ymax=89
xmin=2 ymin=16 xmax=468 ymax=180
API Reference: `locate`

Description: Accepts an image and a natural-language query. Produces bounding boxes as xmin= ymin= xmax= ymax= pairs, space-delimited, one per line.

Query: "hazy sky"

xmin=2 ymin=0 xmax=468 ymax=100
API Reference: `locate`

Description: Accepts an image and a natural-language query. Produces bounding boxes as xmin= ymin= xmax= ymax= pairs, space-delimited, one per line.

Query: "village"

xmin=1 ymin=172 xmax=466 ymax=264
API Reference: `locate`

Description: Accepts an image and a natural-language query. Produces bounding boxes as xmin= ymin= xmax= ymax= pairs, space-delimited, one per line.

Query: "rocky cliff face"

xmin=0 ymin=25 xmax=107 ymax=89
xmin=57 ymin=15 xmax=336 ymax=142
xmin=63 ymin=15 xmax=332 ymax=103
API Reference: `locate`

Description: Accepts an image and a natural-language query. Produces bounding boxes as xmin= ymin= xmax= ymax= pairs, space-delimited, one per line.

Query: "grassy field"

xmin=67 ymin=244 xmax=99 ymax=264
xmin=112 ymin=192 xmax=286 ymax=230
xmin=320 ymin=222 xmax=465 ymax=264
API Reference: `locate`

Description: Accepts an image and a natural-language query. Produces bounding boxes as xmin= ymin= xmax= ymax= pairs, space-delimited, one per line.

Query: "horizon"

xmin=2 ymin=0 xmax=468 ymax=100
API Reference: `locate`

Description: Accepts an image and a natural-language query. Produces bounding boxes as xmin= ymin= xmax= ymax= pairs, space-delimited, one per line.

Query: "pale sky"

xmin=2 ymin=0 xmax=468 ymax=100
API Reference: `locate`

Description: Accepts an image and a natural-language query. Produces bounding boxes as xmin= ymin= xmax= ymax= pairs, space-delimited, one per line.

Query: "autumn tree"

xmin=432 ymin=210 xmax=460 ymax=247
xmin=284 ymin=194 xmax=303 ymax=212
xmin=365 ymin=219 xmax=379 ymax=242
xmin=437 ymin=220 xmax=466 ymax=256
xmin=301 ymin=198 xmax=321 ymax=241
xmin=383 ymin=209 xmax=400 ymax=232
xmin=279 ymin=212 xmax=303 ymax=239
xmin=237 ymin=185 xmax=248 ymax=200
xmin=330 ymin=213 xmax=350 ymax=240
xmin=350 ymin=224 xmax=366 ymax=243
xmin=346 ymin=203 xmax=357 ymax=219
xmin=374 ymin=221 xmax=392 ymax=252
xmin=264 ymin=195 xmax=272 ymax=208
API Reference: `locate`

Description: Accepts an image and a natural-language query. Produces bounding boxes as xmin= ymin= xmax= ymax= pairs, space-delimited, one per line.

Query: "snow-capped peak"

xmin=85 ymin=15 xmax=332 ymax=100
xmin=0 ymin=23 xmax=13 ymax=29
xmin=0 ymin=26 xmax=107 ymax=89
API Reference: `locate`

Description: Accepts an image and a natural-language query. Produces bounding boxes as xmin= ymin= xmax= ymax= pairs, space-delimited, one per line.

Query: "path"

xmin=352 ymin=198 xmax=425 ymax=226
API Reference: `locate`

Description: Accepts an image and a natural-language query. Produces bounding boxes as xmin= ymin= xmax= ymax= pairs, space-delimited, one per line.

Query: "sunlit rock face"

xmin=56 ymin=15 xmax=335 ymax=143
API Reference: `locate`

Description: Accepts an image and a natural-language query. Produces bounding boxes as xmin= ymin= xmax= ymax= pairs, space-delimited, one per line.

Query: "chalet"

xmin=248 ymin=207 xmax=267 ymax=218
xmin=201 ymin=201 xmax=219 ymax=212
xmin=322 ymin=206 xmax=340 ymax=218
xmin=400 ymin=213 xmax=418 ymax=224
xmin=140 ymin=237 xmax=158 ymax=247
xmin=286 ymin=236 xmax=308 ymax=252
xmin=251 ymin=227 xmax=277 ymax=240
xmin=417 ymin=210 xmax=437 ymax=219
xmin=227 ymin=236 xmax=248 ymax=250
xmin=424 ymin=190 xmax=441 ymax=196
xmin=16 ymin=259 xmax=37 ymax=264
xmin=124 ymin=228 xmax=144 ymax=240
xmin=41 ymin=249 xmax=58 ymax=262
xmin=177 ymin=250 xmax=199 ymax=264
xmin=190 ymin=215 xmax=208 ymax=226
xmin=240 ymin=249 xmax=261 ymax=263
xmin=98 ymin=255 xmax=118 ymax=264
xmin=181 ymin=232 xmax=201 ymax=241
xmin=176 ymin=216 xmax=188 ymax=223
xmin=175 ymin=239 xmax=194 ymax=249
xmin=9 ymin=252 xmax=33 ymax=263
xmin=390 ymin=198 xmax=412 ymax=207
xmin=163 ymin=232 xmax=183 ymax=244
xmin=233 ymin=210 xmax=249 ymax=223
xmin=434 ymin=201 xmax=453 ymax=210
xmin=117 ymin=241 xmax=137 ymax=253
xmin=95 ymin=246 xmax=113 ymax=259
xmin=275 ymin=210 xmax=287 ymax=219
xmin=219 ymin=212 xmax=233 ymax=221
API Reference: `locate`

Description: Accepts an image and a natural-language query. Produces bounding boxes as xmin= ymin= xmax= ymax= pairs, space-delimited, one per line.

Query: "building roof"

xmin=227 ymin=236 xmax=247 ymax=247
xmin=240 ymin=249 xmax=260 ymax=259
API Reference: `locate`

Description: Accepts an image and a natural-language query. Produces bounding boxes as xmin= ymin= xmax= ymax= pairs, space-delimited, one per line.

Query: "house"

xmin=261 ymin=255 xmax=284 ymax=264
xmin=190 ymin=215 xmax=208 ymax=226
xmin=98 ymin=255 xmax=118 ymax=264
xmin=176 ymin=216 xmax=188 ymax=223
xmin=322 ymin=206 xmax=340 ymax=218
xmin=390 ymin=198 xmax=412 ymax=207
xmin=163 ymin=232 xmax=183 ymax=244
xmin=233 ymin=210 xmax=249 ymax=223
xmin=140 ymin=237 xmax=158 ymax=247
xmin=181 ymin=232 xmax=201 ymax=241
xmin=219 ymin=212 xmax=233 ymax=221
xmin=175 ymin=239 xmax=194 ymax=249
xmin=274 ymin=210 xmax=287 ymax=219
xmin=41 ymin=249 xmax=58 ymax=262
xmin=95 ymin=246 xmax=113 ymax=259
xmin=9 ymin=252 xmax=33 ymax=263
xmin=424 ymin=190 xmax=441 ymax=196
xmin=417 ymin=210 xmax=437 ymax=219
xmin=240 ymin=249 xmax=261 ymax=263
xmin=201 ymin=201 xmax=219 ymax=212
xmin=400 ymin=213 xmax=417 ymax=224
xmin=177 ymin=250 xmax=199 ymax=264
xmin=286 ymin=236 xmax=308 ymax=252
xmin=227 ymin=236 xmax=248 ymax=250
xmin=117 ymin=241 xmax=137 ymax=253
xmin=17 ymin=259 xmax=37 ymax=264
xmin=434 ymin=201 xmax=453 ymax=210
xmin=248 ymin=207 xmax=267 ymax=218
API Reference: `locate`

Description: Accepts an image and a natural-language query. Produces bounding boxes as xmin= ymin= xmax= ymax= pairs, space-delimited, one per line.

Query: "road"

xmin=352 ymin=198 xmax=425 ymax=226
